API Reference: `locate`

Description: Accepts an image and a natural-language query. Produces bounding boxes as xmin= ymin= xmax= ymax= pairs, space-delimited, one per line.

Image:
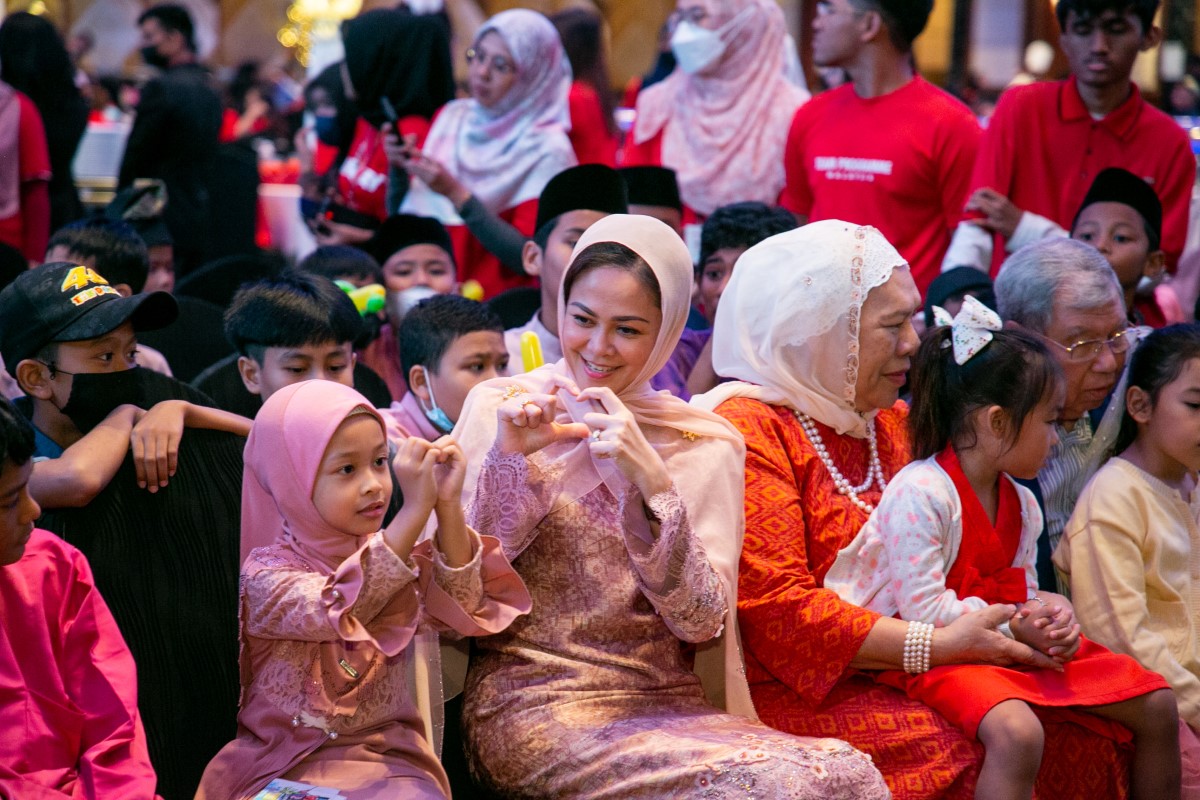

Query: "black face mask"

xmin=58 ymin=368 xmax=146 ymax=433
xmin=141 ymin=45 xmax=170 ymax=70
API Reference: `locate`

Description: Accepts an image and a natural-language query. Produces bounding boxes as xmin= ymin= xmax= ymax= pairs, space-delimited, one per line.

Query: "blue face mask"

xmin=418 ymin=369 xmax=454 ymax=433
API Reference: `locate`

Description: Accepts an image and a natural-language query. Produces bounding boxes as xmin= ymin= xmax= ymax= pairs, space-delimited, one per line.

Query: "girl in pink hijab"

xmin=451 ymin=215 xmax=888 ymax=797
xmin=195 ymin=380 xmax=530 ymax=800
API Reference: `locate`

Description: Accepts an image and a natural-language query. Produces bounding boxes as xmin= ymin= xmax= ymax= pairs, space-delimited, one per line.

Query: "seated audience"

xmin=699 ymin=220 xmax=1139 ymax=798
xmin=0 ymin=397 xmax=158 ymax=799
xmin=826 ymin=299 xmax=1178 ymax=799
xmin=1058 ymin=323 xmax=1200 ymax=794
xmin=455 ymin=215 xmax=889 ymax=798
xmin=0 ymin=262 xmax=253 ymax=799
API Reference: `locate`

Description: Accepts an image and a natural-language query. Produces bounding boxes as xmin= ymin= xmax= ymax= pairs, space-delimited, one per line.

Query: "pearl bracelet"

xmin=903 ymin=620 xmax=934 ymax=674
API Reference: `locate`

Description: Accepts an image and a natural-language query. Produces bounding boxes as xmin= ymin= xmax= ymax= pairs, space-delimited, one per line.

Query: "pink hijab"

xmin=453 ymin=214 xmax=756 ymax=718
xmin=240 ymin=380 xmax=387 ymax=567
xmin=633 ymin=0 xmax=808 ymax=216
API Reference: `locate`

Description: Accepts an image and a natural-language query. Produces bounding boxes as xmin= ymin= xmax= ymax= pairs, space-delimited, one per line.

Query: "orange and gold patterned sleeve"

xmin=719 ymin=397 xmax=883 ymax=709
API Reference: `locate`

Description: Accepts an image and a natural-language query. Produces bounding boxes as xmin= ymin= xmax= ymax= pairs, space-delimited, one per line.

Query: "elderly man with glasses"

xmin=996 ymin=237 xmax=1137 ymax=590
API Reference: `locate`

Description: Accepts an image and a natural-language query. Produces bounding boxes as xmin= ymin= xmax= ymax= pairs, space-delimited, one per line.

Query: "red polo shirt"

xmin=781 ymin=78 xmax=981 ymax=296
xmin=337 ymin=115 xmax=430 ymax=222
xmin=967 ymin=76 xmax=1194 ymax=275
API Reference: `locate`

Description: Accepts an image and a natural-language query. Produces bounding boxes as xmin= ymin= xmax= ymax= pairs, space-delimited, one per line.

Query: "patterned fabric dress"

xmin=462 ymin=446 xmax=890 ymax=799
xmin=718 ymin=397 xmax=1134 ymax=800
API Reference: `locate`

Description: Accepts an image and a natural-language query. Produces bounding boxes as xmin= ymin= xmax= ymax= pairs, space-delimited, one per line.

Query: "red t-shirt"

xmin=449 ymin=199 xmax=539 ymax=299
xmin=0 ymin=91 xmax=51 ymax=259
xmin=781 ymin=78 xmax=981 ymax=296
xmin=567 ymin=81 xmax=617 ymax=167
xmin=338 ymin=115 xmax=430 ymax=222
xmin=967 ymin=76 xmax=1194 ymax=275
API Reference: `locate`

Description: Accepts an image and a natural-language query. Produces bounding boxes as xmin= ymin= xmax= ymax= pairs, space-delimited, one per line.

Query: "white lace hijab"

xmin=693 ymin=220 xmax=907 ymax=439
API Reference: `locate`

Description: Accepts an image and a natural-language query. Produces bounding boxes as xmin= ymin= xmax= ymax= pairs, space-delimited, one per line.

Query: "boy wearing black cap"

xmin=1071 ymin=167 xmax=1167 ymax=325
xmin=987 ymin=167 xmax=1168 ymax=326
xmin=368 ymin=213 xmax=458 ymax=297
xmin=505 ymin=164 xmax=628 ymax=371
xmin=0 ymin=262 xmax=250 ymax=507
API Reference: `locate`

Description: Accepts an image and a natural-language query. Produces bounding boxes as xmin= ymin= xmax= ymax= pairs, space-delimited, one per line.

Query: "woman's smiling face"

xmin=562 ymin=266 xmax=663 ymax=395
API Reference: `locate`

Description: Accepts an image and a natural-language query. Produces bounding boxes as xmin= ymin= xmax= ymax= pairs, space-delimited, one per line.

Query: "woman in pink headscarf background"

xmin=195 ymin=380 xmax=530 ymax=800
xmin=624 ymin=0 xmax=809 ymax=221
xmin=450 ymin=214 xmax=888 ymax=797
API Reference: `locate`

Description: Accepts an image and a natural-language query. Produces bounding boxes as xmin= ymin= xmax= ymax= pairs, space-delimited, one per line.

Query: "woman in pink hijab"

xmin=624 ymin=0 xmax=808 ymax=220
xmin=195 ymin=381 xmax=530 ymax=800
xmin=451 ymin=215 xmax=888 ymax=797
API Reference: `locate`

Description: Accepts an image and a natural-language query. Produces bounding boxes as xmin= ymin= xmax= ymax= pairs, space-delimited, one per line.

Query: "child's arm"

xmin=129 ymin=400 xmax=252 ymax=492
xmin=412 ymin=435 xmax=532 ymax=637
xmin=381 ymin=436 xmax=442 ymax=563
xmin=243 ymin=540 xmax=420 ymax=656
xmin=59 ymin=540 xmax=159 ymax=796
xmin=29 ymin=404 xmax=142 ymax=509
xmin=880 ymin=479 xmax=991 ymax=627
xmin=430 ymin=436 xmax=472 ymax=567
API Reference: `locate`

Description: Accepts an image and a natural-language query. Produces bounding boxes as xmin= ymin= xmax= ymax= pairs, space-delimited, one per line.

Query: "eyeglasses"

xmin=465 ymin=48 xmax=514 ymax=77
xmin=667 ymin=6 xmax=709 ymax=30
xmin=1042 ymin=328 xmax=1136 ymax=363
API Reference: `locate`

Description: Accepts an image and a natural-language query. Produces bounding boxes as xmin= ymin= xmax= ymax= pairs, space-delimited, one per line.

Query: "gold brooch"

xmin=682 ymin=431 xmax=699 ymax=441
xmin=502 ymin=385 xmax=528 ymax=400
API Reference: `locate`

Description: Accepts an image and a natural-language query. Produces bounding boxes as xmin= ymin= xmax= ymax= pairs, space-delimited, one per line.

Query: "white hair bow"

xmin=932 ymin=294 xmax=1002 ymax=365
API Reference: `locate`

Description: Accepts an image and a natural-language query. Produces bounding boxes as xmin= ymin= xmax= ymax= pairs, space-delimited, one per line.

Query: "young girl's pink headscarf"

xmin=240 ymin=381 xmax=388 ymax=569
xmin=452 ymin=214 xmax=757 ymax=719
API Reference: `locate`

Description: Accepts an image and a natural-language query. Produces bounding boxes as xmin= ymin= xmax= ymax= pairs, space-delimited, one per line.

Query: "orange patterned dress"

xmin=718 ymin=397 xmax=1132 ymax=800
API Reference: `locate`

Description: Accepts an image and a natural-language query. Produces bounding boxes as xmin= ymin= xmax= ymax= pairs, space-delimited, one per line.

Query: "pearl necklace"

xmin=794 ymin=410 xmax=886 ymax=515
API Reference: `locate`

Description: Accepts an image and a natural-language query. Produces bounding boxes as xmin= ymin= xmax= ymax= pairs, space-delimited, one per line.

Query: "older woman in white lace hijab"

xmin=696 ymin=219 xmax=1137 ymax=799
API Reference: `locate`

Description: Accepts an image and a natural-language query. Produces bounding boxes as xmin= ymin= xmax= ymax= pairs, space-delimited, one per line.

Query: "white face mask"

xmin=670 ymin=20 xmax=726 ymax=75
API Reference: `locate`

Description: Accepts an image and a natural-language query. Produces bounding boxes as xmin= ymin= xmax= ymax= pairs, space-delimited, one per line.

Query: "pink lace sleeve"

xmin=243 ymin=535 xmax=420 ymax=655
xmin=413 ymin=529 xmax=533 ymax=638
xmin=467 ymin=445 xmax=556 ymax=561
xmin=622 ymin=486 xmax=727 ymax=643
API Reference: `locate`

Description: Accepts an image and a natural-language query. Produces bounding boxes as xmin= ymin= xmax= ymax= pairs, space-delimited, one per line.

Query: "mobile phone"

xmin=380 ymin=96 xmax=399 ymax=127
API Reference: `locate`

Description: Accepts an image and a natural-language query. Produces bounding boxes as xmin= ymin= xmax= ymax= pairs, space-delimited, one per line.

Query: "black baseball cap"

xmin=0 ymin=261 xmax=178 ymax=367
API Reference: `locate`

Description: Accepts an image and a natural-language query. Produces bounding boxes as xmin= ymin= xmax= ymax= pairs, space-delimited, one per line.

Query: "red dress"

xmin=877 ymin=448 xmax=1168 ymax=741
xmin=719 ymin=397 xmax=1137 ymax=800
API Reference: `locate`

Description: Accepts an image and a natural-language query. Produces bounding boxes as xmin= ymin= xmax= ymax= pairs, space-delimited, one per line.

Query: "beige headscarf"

xmin=454 ymin=214 xmax=755 ymax=718
xmin=693 ymin=220 xmax=908 ymax=439
xmin=633 ymin=0 xmax=809 ymax=216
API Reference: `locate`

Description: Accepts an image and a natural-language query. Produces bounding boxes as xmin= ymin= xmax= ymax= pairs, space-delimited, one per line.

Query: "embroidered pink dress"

xmin=461 ymin=446 xmax=889 ymax=799
xmin=195 ymin=381 xmax=531 ymax=800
